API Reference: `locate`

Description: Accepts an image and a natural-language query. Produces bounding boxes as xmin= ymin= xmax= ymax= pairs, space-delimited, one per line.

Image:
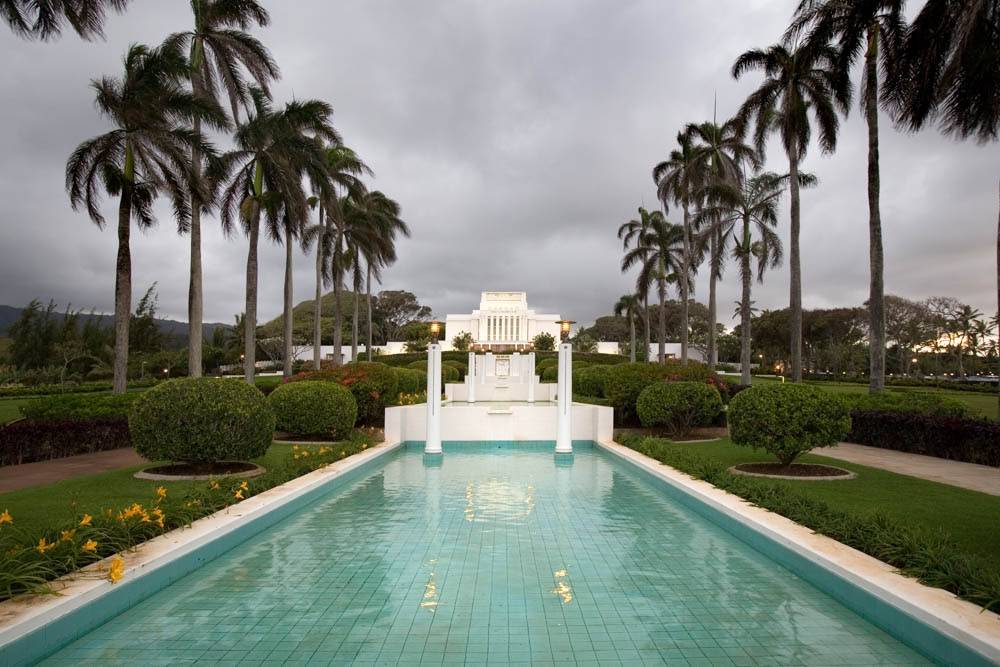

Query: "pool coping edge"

xmin=595 ymin=439 xmax=1000 ymax=665
xmin=0 ymin=439 xmax=404 ymax=664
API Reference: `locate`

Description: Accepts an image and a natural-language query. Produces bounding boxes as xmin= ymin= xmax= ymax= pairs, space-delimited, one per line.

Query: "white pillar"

xmin=425 ymin=344 xmax=442 ymax=454
xmin=485 ymin=352 xmax=494 ymax=379
xmin=467 ymin=352 xmax=476 ymax=403
xmin=527 ymin=352 xmax=536 ymax=403
xmin=555 ymin=343 xmax=572 ymax=453
xmin=512 ymin=352 xmax=521 ymax=382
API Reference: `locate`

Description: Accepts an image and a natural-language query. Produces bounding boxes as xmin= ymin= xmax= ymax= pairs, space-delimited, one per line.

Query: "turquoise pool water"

xmin=41 ymin=443 xmax=929 ymax=666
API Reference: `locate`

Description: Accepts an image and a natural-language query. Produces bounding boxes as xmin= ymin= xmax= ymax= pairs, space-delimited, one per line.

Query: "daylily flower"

xmin=36 ymin=538 xmax=55 ymax=554
xmin=234 ymin=490 xmax=244 ymax=500
xmin=82 ymin=539 xmax=98 ymax=553
xmin=156 ymin=486 xmax=167 ymax=501
xmin=210 ymin=481 xmax=220 ymax=490
xmin=60 ymin=529 xmax=76 ymax=542
xmin=108 ymin=556 xmax=125 ymax=584
xmin=79 ymin=514 xmax=92 ymax=526
xmin=0 ymin=510 xmax=12 ymax=525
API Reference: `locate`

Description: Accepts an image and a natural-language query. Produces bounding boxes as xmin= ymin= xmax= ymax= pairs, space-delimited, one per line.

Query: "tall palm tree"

xmin=894 ymin=0 xmax=1000 ymax=417
xmin=2 ymin=0 xmax=128 ymax=39
xmin=621 ymin=217 xmax=687 ymax=363
xmin=618 ymin=206 xmax=660 ymax=361
xmin=653 ymin=133 xmax=703 ymax=364
xmin=614 ymin=294 xmax=643 ymax=363
xmin=66 ymin=43 xmax=225 ymax=393
xmin=164 ymin=0 xmax=278 ymax=378
xmin=214 ymin=89 xmax=339 ymax=384
xmin=789 ymin=0 xmax=906 ymax=393
xmin=732 ymin=41 xmax=850 ymax=381
xmin=319 ymin=146 xmax=371 ymax=367
xmin=697 ymin=172 xmax=806 ymax=385
xmin=686 ymin=118 xmax=760 ymax=370
xmin=303 ymin=198 xmax=333 ymax=370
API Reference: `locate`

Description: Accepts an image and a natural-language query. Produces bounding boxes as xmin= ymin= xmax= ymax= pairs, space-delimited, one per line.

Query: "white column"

xmin=467 ymin=352 xmax=476 ymax=403
xmin=425 ymin=344 xmax=442 ymax=454
xmin=555 ymin=343 xmax=572 ymax=453
xmin=527 ymin=352 xmax=536 ymax=403
xmin=511 ymin=352 xmax=521 ymax=382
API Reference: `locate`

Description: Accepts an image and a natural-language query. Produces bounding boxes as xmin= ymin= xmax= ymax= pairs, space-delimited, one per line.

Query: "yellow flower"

xmin=155 ymin=486 xmax=167 ymax=501
xmin=210 ymin=481 xmax=220 ymax=490
xmin=234 ymin=490 xmax=244 ymax=500
xmin=108 ymin=556 xmax=125 ymax=584
xmin=152 ymin=508 xmax=165 ymax=528
xmin=239 ymin=480 xmax=249 ymax=491
xmin=82 ymin=539 xmax=98 ymax=553
xmin=35 ymin=538 xmax=55 ymax=554
xmin=0 ymin=510 xmax=12 ymax=526
xmin=60 ymin=529 xmax=76 ymax=542
xmin=79 ymin=513 xmax=93 ymax=527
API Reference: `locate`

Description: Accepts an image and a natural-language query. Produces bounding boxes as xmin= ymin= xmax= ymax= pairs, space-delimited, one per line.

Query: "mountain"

xmin=0 ymin=304 xmax=230 ymax=343
xmin=257 ymin=291 xmax=363 ymax=340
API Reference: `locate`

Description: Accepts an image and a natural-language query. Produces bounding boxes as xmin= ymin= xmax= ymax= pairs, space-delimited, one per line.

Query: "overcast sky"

xmin=0 ymin=0 xmax=996 ymax=331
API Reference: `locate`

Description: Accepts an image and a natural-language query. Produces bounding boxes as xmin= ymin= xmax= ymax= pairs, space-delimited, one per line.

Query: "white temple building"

xmin=442 ymin=291 xmax=562 ymax=352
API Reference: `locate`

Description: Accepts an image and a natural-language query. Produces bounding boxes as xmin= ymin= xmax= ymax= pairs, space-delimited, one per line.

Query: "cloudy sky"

xmin=0 ymin=0 xmax=996 ymax=330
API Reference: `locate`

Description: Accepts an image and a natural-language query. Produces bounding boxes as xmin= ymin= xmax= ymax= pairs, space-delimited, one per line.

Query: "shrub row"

xmin=848 ymin=411 xmax=1000 ymax=468
xmin=268 ymin=382 xmax=356 ymax=440
xmin=19 ymin=392 xmax=142 ymax=421
xmin=0 ymin=418 xmax=131 ymax=466
xmin=0 ymin=378 xmax=160 ymax=399
xmin=637 ymin=382 xmax=723 ymax=436
xmin=285 ymin=362 xmax=399 ymax=425
xmin=623 ymin=436 xmax=1000 ymax=611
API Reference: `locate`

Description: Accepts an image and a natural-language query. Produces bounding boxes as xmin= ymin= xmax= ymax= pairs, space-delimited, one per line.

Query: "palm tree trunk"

xmin=658 ymin=277 xmax=667 ymax=364
xmin=680 ymin=200 xmax=691 ymax=363
xmin=866 ymin=28 xmax=886 ymax=393
xmin=243 ymin=205 xmax=260 ymax=384
xmin=629 ymin=315 xmax=636 ymax=363
xmin=313 ymin=212 xmax=323 ymax=371
xmin=708 ymin=231 xmax=718 ymax=371
xmin=351 ymin=269 xmax=360 ymax=363
xmin=282 ymin=225 xmax=294 ymax=377
xmin=331 ymin=237 xmax=343 ymax=366
xmin=366 ymin=266 xmax=374 ymax=362
xmin=740 ymin=216 xmax=752 ymax=386
xmin=187 ymin=70 xmax=205 ymax=379
xmin=112 ymin=185 xmax=133 ymax=394
xmin=642 ymin=293 xmax=650 ymax=363
xmin=788 ymin=145 xmax=803 ymax=382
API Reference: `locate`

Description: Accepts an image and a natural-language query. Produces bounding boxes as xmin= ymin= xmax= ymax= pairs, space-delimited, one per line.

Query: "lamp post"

xmin=555 ymin=319 xmax=574 ymax=455
xmin=428 ymin=320 xmax=442 ymax=344
xmin=555 ymin=320 xmax=576 ymax=344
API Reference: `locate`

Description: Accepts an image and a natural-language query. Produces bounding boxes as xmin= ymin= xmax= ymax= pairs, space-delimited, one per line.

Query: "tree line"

xmin=4 ymin=0 xmax=409 ymax=393
xmin=615 ymin=0 xmax=999 ymax=415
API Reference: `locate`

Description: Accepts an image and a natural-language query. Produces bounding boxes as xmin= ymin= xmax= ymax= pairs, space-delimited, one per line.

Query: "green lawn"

xmin=631 ymin=436 xmax=1000 ymax=563
xmin=723 ymin=374 xmax=998 ymax=419
xmin=0 ymin=398 xmax=35 ymax=425
xmin=0 ymin=442 xmax=324 ymax=536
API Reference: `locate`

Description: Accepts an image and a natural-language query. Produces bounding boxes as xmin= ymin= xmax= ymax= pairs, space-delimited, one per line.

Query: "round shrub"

xmin=443 ymin=360 xmax=467 ymax=379
xmin=395 ymin=367 xmax=427 ymax=393
xmin=440 ymin=364 xmax=460 ymax=385
xmin=129 ymin=378 xmax=275 ymax=464
xmin=406 ymin=360 xmax=428 ymax=371
xmin=604 ymin=363 xmax=672 ymax=422
xmin=636 ymin=381 xmax=723 ymax=436
xmin=729 ymin=384 xmax=851 ymax=466
xmin=574 ymin=365 xmax=611 ymax=398
xmin=267 ymin=381 xmax=357 ymax=439
xmin=660 ymin=360 xmax=715 ymax=382
xmin=286 ymin=362 xmax=399 ymax=425
xmin=541 ymin=365 xmax=559 ymax=383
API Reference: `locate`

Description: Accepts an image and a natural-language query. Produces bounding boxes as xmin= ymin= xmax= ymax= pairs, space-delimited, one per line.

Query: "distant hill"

xmin=0 ymin=304 xmax=230 ymax=343
xmin=258 ymin=291 xmax=363 ymax=340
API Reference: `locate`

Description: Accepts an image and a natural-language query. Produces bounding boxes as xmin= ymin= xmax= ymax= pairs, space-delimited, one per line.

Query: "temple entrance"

xmin=495 ymin=355 xmax=511 ymax=378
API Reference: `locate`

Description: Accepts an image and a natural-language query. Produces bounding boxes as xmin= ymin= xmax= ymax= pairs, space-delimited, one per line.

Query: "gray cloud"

xmin=0 ymin=0 xmax=995 ymax=332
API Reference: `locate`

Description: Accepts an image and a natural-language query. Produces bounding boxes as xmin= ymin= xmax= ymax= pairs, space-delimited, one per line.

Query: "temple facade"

xmin=443 ymin=291 xmax=562 ymax=352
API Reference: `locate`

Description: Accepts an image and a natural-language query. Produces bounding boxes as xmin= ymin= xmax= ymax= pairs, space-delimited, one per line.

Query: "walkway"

xmin=820 ymin=442 xmax=1000 ymax=496
xmin=0 ymin=448 xmax=146 ymax=494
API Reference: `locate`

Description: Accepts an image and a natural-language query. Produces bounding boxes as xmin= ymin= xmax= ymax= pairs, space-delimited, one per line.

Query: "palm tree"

xmin=952 ymin=305 xmax=984 ymax=378
xmin=652 ymin=133 xmax=703 ymax=363
xmin=66 ymin=43 xmax=225 ymax=393
xmin=214 ymin=89 xmax=339 ymax=384
xmin=893 ymin=0 xmax=1000 ymax=417
xmin=614 ymin=294 xmax=643 ymax=363
xmin=2 ymin=0 xmax=128 ymax=39
xmin=732 ymin=41 xmax=850 ymax=381
xmin=621 ymin=217 xmax=687 ymax=363
xmin=303 ymin=199 xmax=333 ymax=370
xmin=697 ymin=172 xmax=806 ymax=384
xmin=164 ymin=0 xmax=278 ymax=378
xmin=686 ymin=118 xmax=760 ymax=370
xmin=618 ymin=206 xmax=660 ymax=361
xmin=789 ymin=0 xmax=906 ymax=393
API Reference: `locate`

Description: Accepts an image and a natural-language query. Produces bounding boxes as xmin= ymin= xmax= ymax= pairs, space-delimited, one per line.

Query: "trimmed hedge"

xmin=395 ymin=368 xmax=427 ymax=393
xmin=440 ymin=364 xmax=460 ymax=385
xmin=841 ymin=391 xmax=970 ymax=418
xmin=20 ymin=392 xmax=142 ymax=421
xmin=729 ymin=384 xmax=851 ymax=466
xmin=254 ymin=376 xmax=284 ymax=396
xmin=541 ymin=366 xmax=559 ymax=383
xmin=637 ymin=382 xmax=723 ymax=436
xmin=0 ymin=379 xmax=159 ymax=399
xmin=848 ymin=411 xmax=1000 ymax=467
xmin=285 ymin=362 xmax=399 ymax=425
xmin=268 ymin=381 xmax=357 ymax=439
xmin=129 ymin=378 xmax=275 ymax=464
xmin=574 ymin=365 xmax=612 ymax=398
xmin=0 ymin=418 xmax=131 ymax=466
xmin=604 ymin=363 xmax=673 ymax=422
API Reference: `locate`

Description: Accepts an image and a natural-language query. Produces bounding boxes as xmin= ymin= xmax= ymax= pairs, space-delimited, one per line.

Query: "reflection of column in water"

xmin=423 ymin=457 xmax=442 ymax=527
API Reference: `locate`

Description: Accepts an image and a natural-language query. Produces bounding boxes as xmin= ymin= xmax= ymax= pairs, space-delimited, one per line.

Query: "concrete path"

xmin=0 ymin=449 xmax=147 ymax=494
xmin=820 ymin=442 xmax=1000 ymax=496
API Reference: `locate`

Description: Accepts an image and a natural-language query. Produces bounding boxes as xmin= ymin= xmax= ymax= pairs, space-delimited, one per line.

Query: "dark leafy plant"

xmin=0 ymin=419 xmax=130 ymax=466
xmin=728 ymin=384 xmax=850 ymax=466
xmin=267 ymin=381 xmax=356 ymax=439
xmin=637 ymin=381 xmax=723 ymax=436
xmin=574 ymin=365 xmax=612 ymax=398
xmin=848 ymin=411 xmax=999 ymax=467
xmin=285 ymin=361 xmax=399 ymax=425
xmin=129 ymin=378 xmax=274 ymax=463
